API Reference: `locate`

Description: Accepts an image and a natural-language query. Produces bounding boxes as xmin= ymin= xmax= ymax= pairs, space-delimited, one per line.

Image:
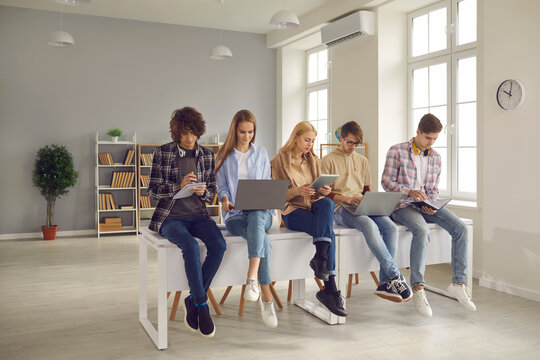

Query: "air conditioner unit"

xmin=321 ymin=10 xmax=375 ymax=47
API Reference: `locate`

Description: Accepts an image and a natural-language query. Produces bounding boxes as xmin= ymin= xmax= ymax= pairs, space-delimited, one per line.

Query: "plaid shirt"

xmin=381 ymin=138 xmax=441 ymax=209
xmin=148 ymin=141 xmax=216 ymax=232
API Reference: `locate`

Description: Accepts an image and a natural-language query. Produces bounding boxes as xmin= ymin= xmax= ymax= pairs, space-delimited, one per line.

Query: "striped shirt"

xmin=148 ymin=141 xmax=217 ymax=232
xmin=381 ymin=138 xmax=441 ymax=209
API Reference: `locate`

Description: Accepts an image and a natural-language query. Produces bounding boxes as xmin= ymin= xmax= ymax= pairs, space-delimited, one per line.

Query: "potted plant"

xmin=32 ymin=145 xmax=78 ymax=240
xmin=107 ymin=128 xmax=122 ymax=143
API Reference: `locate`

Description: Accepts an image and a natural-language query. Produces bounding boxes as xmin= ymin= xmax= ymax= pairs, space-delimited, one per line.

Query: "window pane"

xmin=317 ymin=120 xmax=328 ymax=140
xmin=317 ymin=89 xmax=328 ymax=120
xmin=318 ymin=50 xmax=328 ymax=81
xmin=429 ymin=105 xmax=447 ymax=147
xmin=457 ymin=56 xmax=476 ymax=103
xmin=308 ymin=91 xmax=317 ymax=121
xmin=435 ymin=147 xmax=447 ymax=192
xmin=412 ymin=108 xmax=428 ymax=133
xmin=413 ymin=67 xmax=429 ymax=108
xmin=429 ymin=7 xmax=447 ymax=53
xmin=429 ymin=63 xmax=447 ymax=106
xmin=457 ymin=103 xmax=476 ymax=147
xmin=412 ymin=14 xmax=428 ymax=57
xmin=308 ymin=53 xmax=317 ymax=83
xmin=458 ymin=148 xmax=476 ymax=193
xmin=457 ymin=0 xmax=477 ymax=45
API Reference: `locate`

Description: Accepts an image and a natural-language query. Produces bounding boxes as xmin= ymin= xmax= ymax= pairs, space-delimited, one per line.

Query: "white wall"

xmin=331 ymin=33 xmax=379 ymax=182
xmin=477 ymin=0 xmax=540 ymax=300
xmin=0 ymin=6 xmax=276 ymax=235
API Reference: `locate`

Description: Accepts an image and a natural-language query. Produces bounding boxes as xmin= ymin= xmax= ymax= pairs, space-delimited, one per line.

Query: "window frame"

xmin=306 ymin=46 xmax=330 ymax=154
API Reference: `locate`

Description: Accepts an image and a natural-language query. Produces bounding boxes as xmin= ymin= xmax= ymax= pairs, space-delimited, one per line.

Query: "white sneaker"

xmin=244 ymin=278 xmax=260 ymax=302
xmin=260 ymin=298 xmax=278 ymax=328
xmin=447 ymin=283 xmax=477 ymax=311
xmin=412 ymin=288 xmax=433 ymax=318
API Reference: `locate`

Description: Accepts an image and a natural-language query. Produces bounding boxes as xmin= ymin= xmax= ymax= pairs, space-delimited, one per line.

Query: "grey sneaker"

xmin=244 ymin=278 xmax=260 ymax=302
xmin=412 ymin=288 xmax=432 ymax=318
xmin=259 ymin=298 xmax=278 ymax=328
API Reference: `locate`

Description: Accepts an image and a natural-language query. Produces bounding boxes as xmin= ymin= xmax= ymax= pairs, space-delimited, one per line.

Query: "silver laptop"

xmin=234 ymin=179 xmax=290 ymax=210
xmin=339 ymin=192 xmax=403 ymax=216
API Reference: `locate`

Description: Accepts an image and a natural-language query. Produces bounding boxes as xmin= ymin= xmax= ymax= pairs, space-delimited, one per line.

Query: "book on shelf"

xmin=99 ymin=193 xmax=117 ymax=210
xmin=99 ymin=223 xmax=122 ymax=232
xmin=107 ymin=153 xmax=114 ymax=165
xmin=99 ymin=152 xmax=114 ymax=165
xmin=140 ymin=174 xmax=150 ymax=187
xmin=120 ymin=205 xmax=134 ymax=209
xmin=124 ymin=149 xmax=134 ymax=165
xmin=104 ymin=217 xmax=121 ymax=224
xmin=141 ymin=153 xmax=154 ymax=166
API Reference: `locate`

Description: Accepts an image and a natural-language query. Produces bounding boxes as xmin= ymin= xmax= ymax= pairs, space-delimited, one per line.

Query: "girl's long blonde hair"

xmin=281 ymin=121 xmax=318 ymax=157
xmin=215 ymin=109 xmax=257 ymax=172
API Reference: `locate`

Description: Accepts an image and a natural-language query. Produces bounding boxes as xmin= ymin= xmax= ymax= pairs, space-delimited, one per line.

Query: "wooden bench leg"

xmin=220 ymin=286 xmax=233 ymax=305
xmin=269 ymin=282 xmax=283 ymax=309
xmin=238 ymin=285 xmax=246 ymax=316
xmin=287 ymin=280 xmax=292 ymax=302
xmin=355 ymin=273 xmax=359 ymax=284
xmin=169 ymin=291 xmax=182 ymax=320
xmin=314 ymin=278 xmax=324 ymax=290
xmin=370 ymin=271 xmax=379 ymax=287
xmin=207 ymin=289 xmax=221 ymax=315
xmin=347 ymin=274 xmax=353 ymax=298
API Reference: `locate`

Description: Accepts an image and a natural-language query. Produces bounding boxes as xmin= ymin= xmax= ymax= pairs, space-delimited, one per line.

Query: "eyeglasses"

xmin=345 ymin=140 xmax=361 ymax=147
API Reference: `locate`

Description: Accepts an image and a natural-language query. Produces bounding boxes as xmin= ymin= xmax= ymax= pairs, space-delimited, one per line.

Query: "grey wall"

xmin=0 ymin=6 xmax=276 ymax=235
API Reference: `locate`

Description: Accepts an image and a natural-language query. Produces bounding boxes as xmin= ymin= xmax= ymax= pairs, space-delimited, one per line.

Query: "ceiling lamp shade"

xmin=48 ymin=30 xmax=75 ymax=47
xmin=54 ymin=0 xmax=90 ymax=5
xmin=209 ymin=44 xmax=232 ymax=60
xmin=269 ymin=10 xmax=300 ymax=30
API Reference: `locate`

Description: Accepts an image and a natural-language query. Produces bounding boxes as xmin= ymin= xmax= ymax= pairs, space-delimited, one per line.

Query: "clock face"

xmin=497 ymin=79 xmax=525 ymax=110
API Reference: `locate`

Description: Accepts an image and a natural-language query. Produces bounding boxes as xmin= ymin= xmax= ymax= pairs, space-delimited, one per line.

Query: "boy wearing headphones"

xmin=381 ymin=113 xmax=476 ymax=318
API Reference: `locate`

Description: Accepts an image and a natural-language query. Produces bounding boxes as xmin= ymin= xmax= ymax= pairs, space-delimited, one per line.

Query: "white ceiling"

xmin=0 ymin=0 xmax=338 ymax=34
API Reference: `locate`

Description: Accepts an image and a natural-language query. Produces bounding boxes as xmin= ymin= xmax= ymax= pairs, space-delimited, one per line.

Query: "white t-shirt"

xmin=412 ymin=153 xmax=429 ymax=191
xmin=235 ymin=149 xmax=249 ymax=179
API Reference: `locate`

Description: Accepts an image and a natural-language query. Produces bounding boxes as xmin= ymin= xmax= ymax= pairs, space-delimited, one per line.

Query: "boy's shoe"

xmin=197 ymin=304 xmax=215 ymax=338
xmin=244 ymin=278 xmax=260 ymax=302
xmin=316 ymin=289 xmax=347 ymax=317
xmin=310 ymin=256 xmax=329 ymax=281
xmin=182 ymin=296 xmax=198 ymax=333
xmin=374 ymin=281 xmax=403 ymax=302
xmin=412 ymin=288 xmax=433 ymax=318
xmin=259 ymin=298 xmax=278 ymax=328
xmin=390 ymin=274 xmax=413 ymax=302
xmin=447 ymin=283 xmax=477 ymax=311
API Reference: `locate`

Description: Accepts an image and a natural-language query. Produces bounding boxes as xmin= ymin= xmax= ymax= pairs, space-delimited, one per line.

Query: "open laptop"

xmin=339 ymin=192 xmax=403 ymax=216
xmin=234 ymin=179 xmax=290 ymax=210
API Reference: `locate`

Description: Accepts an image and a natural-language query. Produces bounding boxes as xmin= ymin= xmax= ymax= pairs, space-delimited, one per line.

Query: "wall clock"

xmin=496 ymin=79 xmax=525 ymax=110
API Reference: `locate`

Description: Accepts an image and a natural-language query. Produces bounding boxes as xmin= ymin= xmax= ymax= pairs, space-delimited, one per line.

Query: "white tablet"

xmin=310 ymin=174 xmax=339 ymax=191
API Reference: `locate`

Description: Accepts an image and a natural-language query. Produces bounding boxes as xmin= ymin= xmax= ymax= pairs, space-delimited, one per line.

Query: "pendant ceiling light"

xmin=209 ymin=0 xmax=232 ymax=60
xmin=48 ymin=6 xmax=74 ymax=47
xmin=269 ymin=9 xmax=300 ymax=30
xmin=54 ymin=0 xmax=90 ymax=5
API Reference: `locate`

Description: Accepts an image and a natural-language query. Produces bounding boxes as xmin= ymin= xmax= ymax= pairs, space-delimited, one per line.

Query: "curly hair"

xmin=169 ymin=107 xmax=206 ymax=143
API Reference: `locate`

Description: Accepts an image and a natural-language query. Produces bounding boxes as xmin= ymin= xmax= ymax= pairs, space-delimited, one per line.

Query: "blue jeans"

xmin=335 ymin=207 xmax=399 ymax=283
xmin=160 ymin=215 xmax=226 ymax=305
xmin=282 ymin=197 xmax=336 ymax=276
xmin=391 ymin=206 xmax=468 ymax=287
xmin=226 ymin=210 xmax=273 ymax=285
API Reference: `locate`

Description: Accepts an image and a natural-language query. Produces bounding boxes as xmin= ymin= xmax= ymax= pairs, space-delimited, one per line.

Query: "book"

xmin=104 ymin=217 xmax=121 ymax=224
xmin=124 ymin=149 xmax=134 ymax=165
xmin=412 ymin=198 xmax=451 ymax=211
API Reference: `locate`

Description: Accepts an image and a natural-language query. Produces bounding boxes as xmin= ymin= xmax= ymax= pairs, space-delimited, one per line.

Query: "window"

xmin=408 ymin=0 xmax=477 ymax=200
xmin=306 ymin=47 xmax=329 ymax=157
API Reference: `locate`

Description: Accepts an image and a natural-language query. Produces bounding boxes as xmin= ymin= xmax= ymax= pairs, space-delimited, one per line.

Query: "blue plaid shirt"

xmin=148 ymin=141 xmax=216 ymax=232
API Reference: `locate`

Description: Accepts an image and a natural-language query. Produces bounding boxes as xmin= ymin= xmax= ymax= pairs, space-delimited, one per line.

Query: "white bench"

xmin=139 ymin=219 xmax=473 ymax=350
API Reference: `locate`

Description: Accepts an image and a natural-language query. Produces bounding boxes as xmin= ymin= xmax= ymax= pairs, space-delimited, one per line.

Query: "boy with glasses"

xmin=322 ymin=121 xmax=412 ymax=303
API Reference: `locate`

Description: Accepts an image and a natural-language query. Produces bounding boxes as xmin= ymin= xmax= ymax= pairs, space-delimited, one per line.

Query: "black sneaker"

xmin=392 ymin=274 xmax=412 ymax=302
xmin=183 ymin=296 xmax=198 ymax=333
xmin=316 ymin=289 xmax=347 ymax=317
xmin=374 ymin=281 xmax=403 ymax=303
xmin=310 ymin=256 xmax=329 ymax=281
xmin=197 ymin=304 xmax=215 ymax=338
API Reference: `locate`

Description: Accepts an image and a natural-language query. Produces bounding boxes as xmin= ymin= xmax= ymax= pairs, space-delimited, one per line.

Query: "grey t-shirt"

xmin=167 ymin=148 xmax=202 ymax=219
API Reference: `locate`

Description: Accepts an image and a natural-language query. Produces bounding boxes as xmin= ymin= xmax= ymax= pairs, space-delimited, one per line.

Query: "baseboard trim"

xmin=0 ymin=229 xmax=96 ymax=240
xmin=478 ymin=276 xmax=540 ymax=302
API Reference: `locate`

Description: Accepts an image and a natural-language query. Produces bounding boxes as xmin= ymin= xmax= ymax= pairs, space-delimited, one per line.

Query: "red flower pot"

xmin=41 ymin=225 xmax=58 ymax=240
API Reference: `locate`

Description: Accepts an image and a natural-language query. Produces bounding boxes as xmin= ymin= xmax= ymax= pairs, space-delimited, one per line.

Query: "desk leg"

xmin=157 ymin=246 xmax=168 ymax=349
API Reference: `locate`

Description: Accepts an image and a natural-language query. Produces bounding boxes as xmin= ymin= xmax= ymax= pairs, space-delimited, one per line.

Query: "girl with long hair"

xmin=270 ymin=121 xmax=346 ymax=317
xmin=215 ymin=110 xmax=278 ymax=328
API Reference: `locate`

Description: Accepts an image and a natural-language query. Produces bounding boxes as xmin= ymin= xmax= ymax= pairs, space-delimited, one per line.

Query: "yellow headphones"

xmin=412 ymin=141 xmax=429 ymax=156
